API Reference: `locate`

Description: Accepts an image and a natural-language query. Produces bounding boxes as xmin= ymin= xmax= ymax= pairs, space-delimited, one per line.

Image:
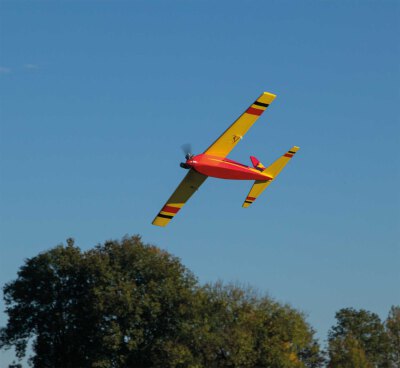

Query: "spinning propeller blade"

xmin=181 ymin=143 xmax=192 ymax=157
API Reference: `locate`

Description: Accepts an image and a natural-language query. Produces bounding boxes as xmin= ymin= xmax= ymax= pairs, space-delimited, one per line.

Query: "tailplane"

xmin=262 ymin=146 xmax=299 ymax=178
xmin=243 ymin=146 xmax=299 ymax=207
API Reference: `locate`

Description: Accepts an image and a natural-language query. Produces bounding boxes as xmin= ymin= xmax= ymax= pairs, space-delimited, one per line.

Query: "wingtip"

xmin=259 ymin=91 xmax=277 ymax=104
xmin=152 ymin=218 xmax=169 ymax=227
xmin=263 ymin=91 xmax=276 ymax=97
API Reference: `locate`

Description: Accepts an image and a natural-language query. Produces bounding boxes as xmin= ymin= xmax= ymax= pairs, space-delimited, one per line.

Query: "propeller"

xmin=181 ymin=143 xmax=193 ymax=160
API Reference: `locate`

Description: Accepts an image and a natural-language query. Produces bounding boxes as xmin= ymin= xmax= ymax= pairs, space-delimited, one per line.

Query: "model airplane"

xmin=152 ymin=92 xmax=299 ymax=227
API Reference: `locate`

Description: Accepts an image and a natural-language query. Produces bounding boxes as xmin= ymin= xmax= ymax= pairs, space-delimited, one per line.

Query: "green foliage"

xmin=327 ymin=308 xmax=391 ymax=368
xmin=1 ymin=236 xmax=197 ymax=367
xmin=328 ymin=335 xmax=372 ymax=368
xmin=191 ymin=282 xmax=324 ymax=368
xmin=385 ymin=306 xmax=400 ymax=367
xmin=1 ymin=236 xmax=323 ymax=367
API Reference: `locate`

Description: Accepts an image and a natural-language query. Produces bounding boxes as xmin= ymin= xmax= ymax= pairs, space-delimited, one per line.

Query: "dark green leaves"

xmin=327 ymin=307 xmax=399 ymax=368
xmin=1 ymin=235 xmax=322 ymax=367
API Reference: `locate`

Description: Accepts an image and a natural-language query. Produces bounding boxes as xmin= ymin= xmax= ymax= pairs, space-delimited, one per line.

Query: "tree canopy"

xmin=1 ymin=236 xmax=398 ymax=367
xmin=1 ymin=235 xmax=323 ymax=367
xmin=327 ymin=307 xmax=400 ymax=368
xmin=386 ymin=306 xmax=400 ymax=367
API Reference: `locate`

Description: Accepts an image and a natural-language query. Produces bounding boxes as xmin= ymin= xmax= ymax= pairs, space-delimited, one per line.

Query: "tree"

xmin=0 ymin=236 xmax=198 ymax=367
xmin=328 ymin=334 xmax=373 ymax=368
xmin=385 ymin=305 xmax=400 ymax=367
xmin=1 ymin=235 xmax=323 ymax=367
xmin=327 ymin=308 xmax=390 ymax=368
xmin=187 ymin=282 xmax=324 ymax=367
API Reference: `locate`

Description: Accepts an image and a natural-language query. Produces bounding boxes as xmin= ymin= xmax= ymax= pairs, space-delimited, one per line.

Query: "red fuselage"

xmin=184 ymin=154 xmax=271 ymax=181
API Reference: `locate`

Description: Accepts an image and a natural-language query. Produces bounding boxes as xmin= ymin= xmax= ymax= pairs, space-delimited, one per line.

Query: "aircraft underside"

xmin=188 ymin=154 xmax=269 ymax=181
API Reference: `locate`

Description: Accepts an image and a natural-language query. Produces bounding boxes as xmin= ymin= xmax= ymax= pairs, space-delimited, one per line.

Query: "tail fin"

xmin=250 ymin=156 xmax=266 ymax=171
xmin=242 ymin=146 xmax=299 ymax=207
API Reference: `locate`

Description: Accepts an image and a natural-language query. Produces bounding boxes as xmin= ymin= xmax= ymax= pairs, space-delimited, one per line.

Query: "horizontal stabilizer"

xmin=263 ymin=146 xmax=300 ymax=178
xmin=242 ymin=146 xmax=299 ymax=207
xmin=243 ymin=180 xmax=272 ymax=207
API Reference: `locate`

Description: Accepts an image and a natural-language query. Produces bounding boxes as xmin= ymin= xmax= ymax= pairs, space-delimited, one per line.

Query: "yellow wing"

xmin=152 ymin=169 xmax=208 ymax=227
xmin=204 ymin=92 xmax=277 ymax=158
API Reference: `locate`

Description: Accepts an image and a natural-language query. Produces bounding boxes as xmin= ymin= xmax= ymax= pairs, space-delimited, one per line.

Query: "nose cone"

xmin=180 ymin=162 xmax=190 ymax=169
xmin=180 ymin=154 xmax=201 ymax=170
xmin=180 ymin=157 xmax=195 ymax=170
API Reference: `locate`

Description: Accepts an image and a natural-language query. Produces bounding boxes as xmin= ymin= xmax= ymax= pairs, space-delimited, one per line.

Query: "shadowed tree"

xmin=0 ymin=236 xmax=198 ymax=367
xmin=1 ymin=235 xmax=323 ymax=367
xmin=328 ymin=334 xmax=373 ymax=368
xmin=327 ymin=308 xmax=390 ymax=368
xmin=181 ymin=282 xmax=324 ymax=367
xmin=385 ymin=306 xmax=400 ymax=367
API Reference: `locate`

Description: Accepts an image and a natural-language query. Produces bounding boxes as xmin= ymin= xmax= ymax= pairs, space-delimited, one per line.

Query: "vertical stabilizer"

xmin=250 ymin=156 xmax=266 ymax=171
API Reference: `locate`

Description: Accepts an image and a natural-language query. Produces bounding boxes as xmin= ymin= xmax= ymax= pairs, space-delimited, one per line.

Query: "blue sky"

xmin=1 ymin=0 xmax=399 ymax=364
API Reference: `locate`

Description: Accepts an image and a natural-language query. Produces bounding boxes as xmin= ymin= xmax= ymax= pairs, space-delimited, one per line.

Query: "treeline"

xmin=0 ymin=236 xmax=398 ymax=368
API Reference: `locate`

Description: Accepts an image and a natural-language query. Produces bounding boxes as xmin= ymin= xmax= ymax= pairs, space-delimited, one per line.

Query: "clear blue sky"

xmin=1 ymin=0 xmax=399 ymax=364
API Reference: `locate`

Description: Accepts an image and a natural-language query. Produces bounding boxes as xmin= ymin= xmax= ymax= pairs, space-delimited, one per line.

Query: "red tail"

xmin=250 ymin=156 xmax=260 ymax=168
xmin=250 ymin=156 xmax=265 ymax=171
